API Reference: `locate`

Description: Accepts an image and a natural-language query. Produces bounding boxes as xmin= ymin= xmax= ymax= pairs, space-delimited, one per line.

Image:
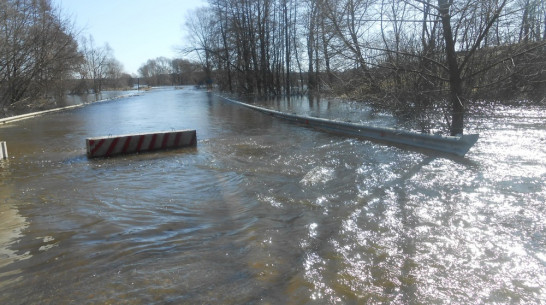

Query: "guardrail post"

xmin=0 ymin=141 xmax=7 ymax=160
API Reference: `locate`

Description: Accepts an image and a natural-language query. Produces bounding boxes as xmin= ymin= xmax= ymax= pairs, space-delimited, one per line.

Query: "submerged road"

xmin=1 ymin=87 xmax=545 ymax=304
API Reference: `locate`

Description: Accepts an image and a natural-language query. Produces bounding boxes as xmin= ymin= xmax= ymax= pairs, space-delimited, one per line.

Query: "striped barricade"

xmin=86 ymin=130 xmax=196 ymax=158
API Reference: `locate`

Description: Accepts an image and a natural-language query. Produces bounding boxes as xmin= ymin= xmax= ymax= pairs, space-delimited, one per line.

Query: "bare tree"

xmin=184 ymin=0 xmax=543 ymax=134
xmin=321 ymin=0 xmax=379 ymax=93
xmin=184 ymin=7 xmax=217 ymax=90
xmin=78 ymin=36 xmax=115 ymax=93
xmin=0 ymin=0 xmax=82 ymax=115
xmin=519 ymin=0 xmax=545 ymax=42
xmin=435 ymin=0 xmax=508 ymax=135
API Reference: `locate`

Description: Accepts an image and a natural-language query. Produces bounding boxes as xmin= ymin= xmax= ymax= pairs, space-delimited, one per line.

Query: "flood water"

xmin=0 ymin=87 xmax=544 ymax=304
xmin=61 ymin=90 xmax=141 ymax=107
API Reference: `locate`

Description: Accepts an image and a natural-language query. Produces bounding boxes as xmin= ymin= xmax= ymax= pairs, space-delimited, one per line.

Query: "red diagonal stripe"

xmin=121 ymin=136 xmax=132 ymax=153
xmin=161 ymin=133 xmax=170 ymax=149
xmin=136 ymin=135 xmax=145 ymax=152
xmin=148 ymin=134 xmax=158 ymax=150
xmin=174 ymin=132 xmax=182 ymax=147
xmin=105 ymin=138 xmax=120 ymax=157
xmin=90 ymin=139 xmax=105 ymax=157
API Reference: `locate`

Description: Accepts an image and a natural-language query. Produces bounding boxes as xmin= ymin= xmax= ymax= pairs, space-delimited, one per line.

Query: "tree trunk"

xmin=284 ymin=0 xmax=291 ymax=96
xmin=520 ymin=0 xmax=530 ymax=43
xmin=307 ymin=8 xmax=316 ymax=91
xmin=438 ymin=0 xmax=464 ymax=135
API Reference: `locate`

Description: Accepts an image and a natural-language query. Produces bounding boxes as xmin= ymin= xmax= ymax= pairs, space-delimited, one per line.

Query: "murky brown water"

xmin=1 ymin=87 xmax=545 ymax=304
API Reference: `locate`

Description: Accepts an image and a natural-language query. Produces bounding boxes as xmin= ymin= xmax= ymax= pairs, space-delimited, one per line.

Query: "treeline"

xmin=1 ymin=0 xmax=148 ymax=117
xmin=137 ymin=57 xmax=205 ymax=87
xmin=0 ymin=0 xmax=138 ymax=116
xmin=186 ymin=0 xmax=546 ymax=134
xmin=0 ymin=0 xmax=207 ymax=117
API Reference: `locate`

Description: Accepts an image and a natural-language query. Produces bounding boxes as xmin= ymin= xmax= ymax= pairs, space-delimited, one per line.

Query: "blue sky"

xmin=55 ymin=0 xmax=208 ymax=75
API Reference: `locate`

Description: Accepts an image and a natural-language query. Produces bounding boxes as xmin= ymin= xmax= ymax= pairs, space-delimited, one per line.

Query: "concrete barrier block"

xmin=86 ymin=130 xmax=196 ymax=158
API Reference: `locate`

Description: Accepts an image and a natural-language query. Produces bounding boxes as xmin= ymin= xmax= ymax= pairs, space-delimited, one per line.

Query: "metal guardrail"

xmin=0 ymin=93 xmax=139 ymax=125
xmin=220 ymin=96 xmax=479 ymax=157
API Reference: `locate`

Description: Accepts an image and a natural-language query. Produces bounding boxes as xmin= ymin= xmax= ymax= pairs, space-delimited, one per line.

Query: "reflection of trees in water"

xmin=0 ymin=191 xmax=30 ymax=271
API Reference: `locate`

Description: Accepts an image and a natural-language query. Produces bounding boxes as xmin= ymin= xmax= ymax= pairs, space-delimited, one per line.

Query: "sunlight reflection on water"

xmin=0 ymin=88 xmax=544 ymax=304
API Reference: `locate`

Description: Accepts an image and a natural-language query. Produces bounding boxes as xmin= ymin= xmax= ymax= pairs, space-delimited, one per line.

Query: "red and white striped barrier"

xmin=86 ymin=129 xmax=196 ymax=158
